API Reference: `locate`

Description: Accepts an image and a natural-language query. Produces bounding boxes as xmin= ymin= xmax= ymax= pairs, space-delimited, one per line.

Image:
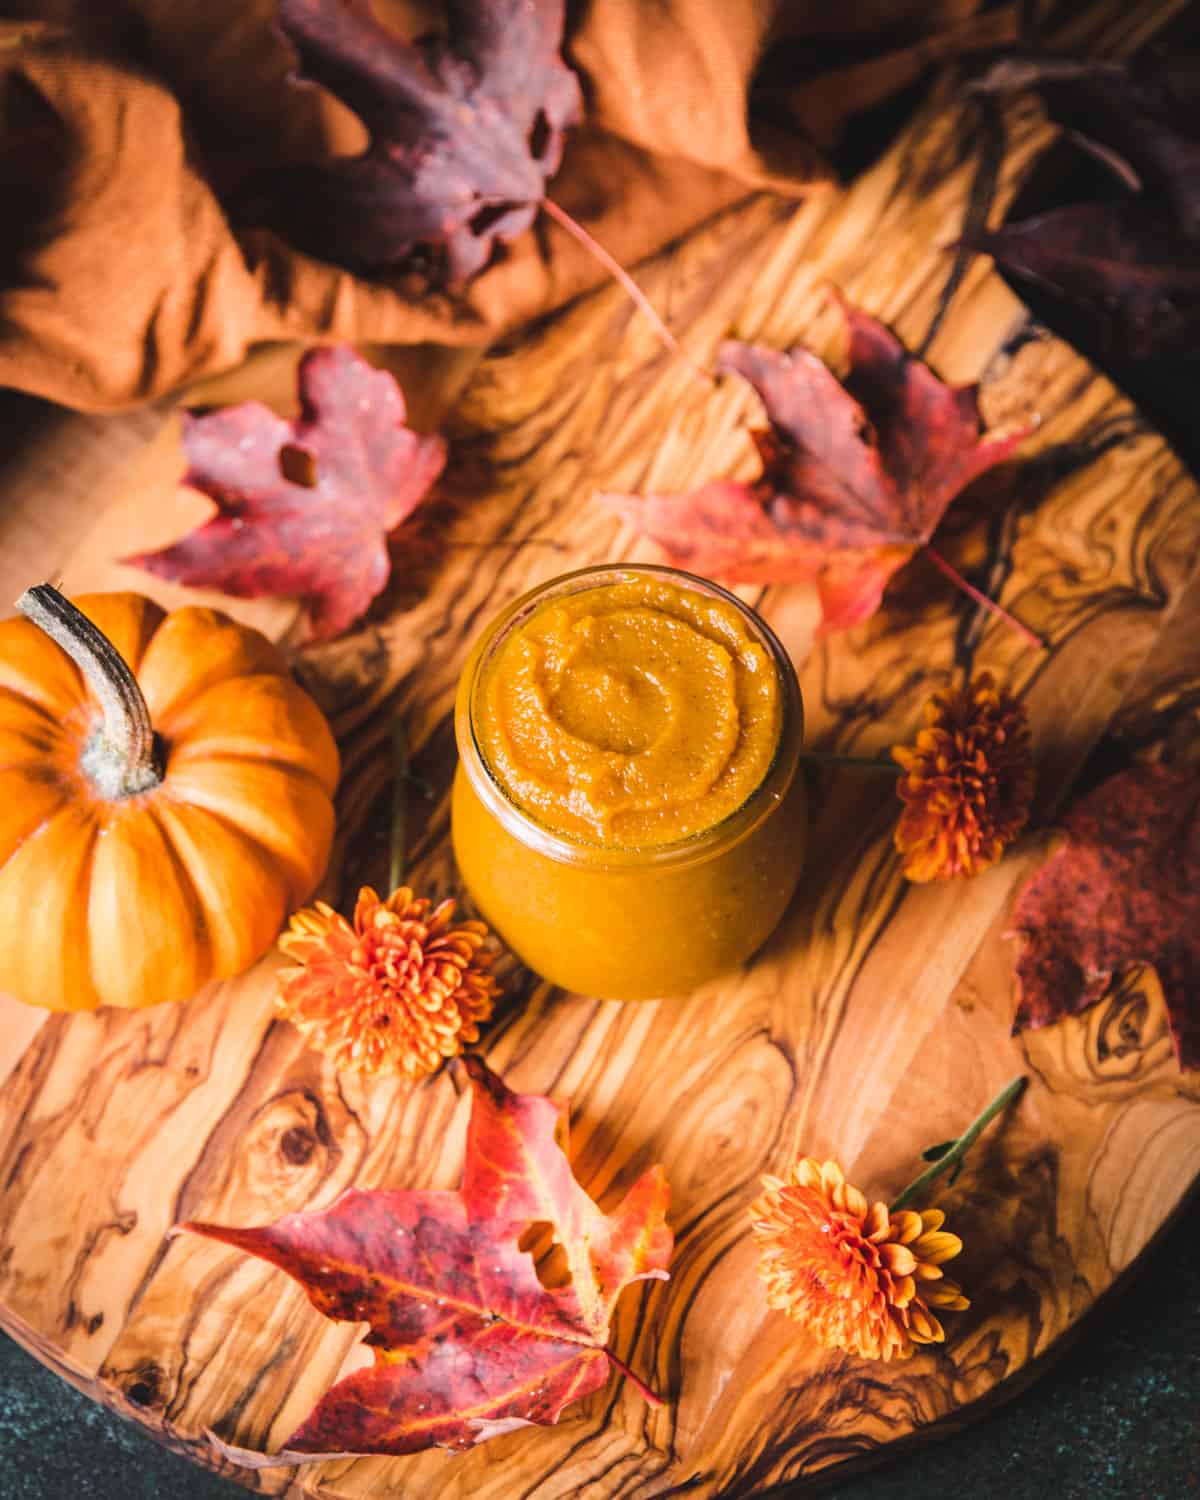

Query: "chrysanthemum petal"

xmin=889 ymin=1209 xmax=925 ymax=1245
xmin=879 ymin=1242 xmax=917 ymax=1276
xmin=749 ymin=1157 xmax=970 ymax=1362
xmin=907 ymin=1304 xmax=944 ymax=1343
xmin=914 ymin=1230 xmax=963 ymax=1265
xmin=819 ymin=1160 xmax=846 ymax=1195
xmin=925 ymin=1278 xmax=970 ymax=1310
xmin=275 ymin=884 xmax=500 ymax=1078
xmin=893 ymin=671 xmax=1033 ymax=882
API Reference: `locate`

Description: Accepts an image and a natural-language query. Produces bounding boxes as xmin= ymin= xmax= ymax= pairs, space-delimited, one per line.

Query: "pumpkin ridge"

xmin=143 ymin=660 xmax=290 ymax=726
xmin=85 ymin=802 xmax=210 ymax=1009
xmin=153 ymin=765 xmax=334 ymax=906
xmin=75 ymin=818 xmax=99 ymax=1006
xmin=152 ymin=795 xmax=292 ymax=917
xmin=67 ymin=593 xmax=166 ymax=677
xmin=150 ymin=666 xmax=340 ymax=792
xmin=0 ymin=756 xmax=66 ymax=780
xmin=148 ymin=799 xmax=290 ymax=978
xmin=161 ymin=749 xmax=340 ymax=799
xmin=0 ymin=786 xmax=75 ymax=870
xmin=140 ymin=802 xmax=213 ymax=987
xmin=0 ymin=621 xmax=86 ymax=719
xmin=0 ymin=701 xmax=78 ymax=776
xmin=0 ymin=686 xmax=62 ymax=731
xmin=134 ymin=607 xmax=287 ymax=725
xmin=0 ymin=590 xmax=337 ymax=1011
xmin=0 ymin=802 xmax=102 ymax=1010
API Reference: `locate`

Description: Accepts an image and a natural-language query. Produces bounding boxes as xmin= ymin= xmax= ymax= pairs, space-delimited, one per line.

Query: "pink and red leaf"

xmin=603 ymin=300 xmax=1030 ymax=633
xmin=1010 ymin=762 xmax=1200 ymax=1071
xmin=180 ymin=1056 xmax=672 ymax=1459
xmin=129 ymin=345 xmax=446 ymax=640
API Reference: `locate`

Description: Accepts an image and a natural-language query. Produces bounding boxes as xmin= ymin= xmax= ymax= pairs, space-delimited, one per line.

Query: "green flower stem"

xmin=890 ymin=1075 xmax=1028 ymax=1212
xmin=801 ymin=748 xmax=896 ymax=771
xmin=389 ymin=717 xmax=410 ymax=893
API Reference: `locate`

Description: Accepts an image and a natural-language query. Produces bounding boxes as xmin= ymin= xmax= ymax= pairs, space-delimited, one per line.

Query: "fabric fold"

xmin=0 ymin=1 xmax=1001 ymax=411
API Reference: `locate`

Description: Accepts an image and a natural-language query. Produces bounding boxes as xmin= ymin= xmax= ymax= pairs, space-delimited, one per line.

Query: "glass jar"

xmin=451 ymin=565 xmax=806 ymax=999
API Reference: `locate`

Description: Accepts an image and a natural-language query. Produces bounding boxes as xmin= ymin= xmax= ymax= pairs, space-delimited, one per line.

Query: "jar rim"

xmin=454 ymin=563 xmax=803 ymax=870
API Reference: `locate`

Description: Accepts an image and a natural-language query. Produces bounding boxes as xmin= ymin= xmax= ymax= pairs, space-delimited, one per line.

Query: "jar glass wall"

xmin=451 ymin=565 xmax=806 ymax=1000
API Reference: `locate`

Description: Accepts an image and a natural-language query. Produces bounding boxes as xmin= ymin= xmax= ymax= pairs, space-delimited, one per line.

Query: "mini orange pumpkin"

xmin=0 ymin=585 xmax=340 ymax=1011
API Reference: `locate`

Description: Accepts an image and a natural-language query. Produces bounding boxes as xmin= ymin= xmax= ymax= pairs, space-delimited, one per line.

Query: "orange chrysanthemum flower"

xmin=275 ymin=886 xmax=500 ymax=1078
xmin=892 ymin=671 xmax=1033 ymax=882
xmin=749 ymin=1158 xmax=969 ymax=1361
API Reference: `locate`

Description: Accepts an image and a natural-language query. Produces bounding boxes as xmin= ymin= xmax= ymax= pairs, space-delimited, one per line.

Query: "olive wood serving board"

xmin=2 ymin=4 xmax=1200 ymax=1495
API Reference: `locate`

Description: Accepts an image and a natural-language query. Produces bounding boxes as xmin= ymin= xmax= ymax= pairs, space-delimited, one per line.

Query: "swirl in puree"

xmin=474 ymin=575 xmax=782 ymax=847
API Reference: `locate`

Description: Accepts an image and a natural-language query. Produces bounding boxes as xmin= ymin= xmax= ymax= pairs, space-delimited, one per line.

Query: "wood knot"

xmin=1096 ymin=989 xmax=1147 ymax=1061
xmin=1084 ymin=966 xmax=1173 ymax=1083
xmin=122 ymin=1363 xmax=166 ymax=1410
xmin=279 ymin=1126 xmax=317 ymax=1165
xmin=1023 ymin=965 xmax=1175 ymax=1091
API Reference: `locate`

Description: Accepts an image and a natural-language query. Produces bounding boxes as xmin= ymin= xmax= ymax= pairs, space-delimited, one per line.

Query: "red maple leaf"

xmin=603 ymin=301 xmax=1031 ymax=633
xmin=129 ymin=345 xmax=446 ymax=640
xmin=180 ymin=1056 xmax=672 ymax=1462
xmin=1009 ymin=762 xmax=1200 ymax=1071
xmin=245 ymin=0 xmax=583 ymax=280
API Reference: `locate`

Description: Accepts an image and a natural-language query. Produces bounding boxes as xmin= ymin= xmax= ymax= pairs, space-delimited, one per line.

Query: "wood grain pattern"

xmin=2 ymin=6 xmax=1200 ymax=1495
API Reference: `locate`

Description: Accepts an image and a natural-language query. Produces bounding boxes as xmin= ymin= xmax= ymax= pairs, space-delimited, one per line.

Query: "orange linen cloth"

xmin=0 ymin=1 xmax=1008 ymax=411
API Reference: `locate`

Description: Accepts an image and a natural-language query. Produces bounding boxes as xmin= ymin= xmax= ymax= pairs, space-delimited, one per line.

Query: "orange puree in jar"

xmin=452 ymin=566 xmax=806 ymax=1000
xmin=474 ymin=575 xmax=782 ymax=848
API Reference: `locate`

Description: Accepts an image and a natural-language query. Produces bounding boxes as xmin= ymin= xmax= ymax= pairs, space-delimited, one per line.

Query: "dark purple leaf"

xmin=248 ymin=0 xmax=582 ymax=280
xmin=965 ymin=201 xmax=1200 ymax=360
xmin=985 ymin=54 xmax=1200 ymax=231
xmin=968 ymin=51 xmax=1200 ymax=360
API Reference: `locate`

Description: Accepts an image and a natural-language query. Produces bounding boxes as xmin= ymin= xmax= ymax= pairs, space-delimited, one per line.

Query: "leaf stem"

xmin=541 ymin=199 xmax=712 ymax=388
xmin=890 ymin=1075 xmax=1027 ymax=1212
xmin=446 ymin=538 xmax=566 ymax=553
xmin=16 ymin=583 xmax=162 ymax=799
xmin=802 ymin=749 xmax=896 ymax=772
xmin=922 ymin=545 xmax=1045 ymax=651
xmin=604 ymin=1347 xmax=665 ymax=1408
xmin=389 ymin=717 xmax=409 ymax=893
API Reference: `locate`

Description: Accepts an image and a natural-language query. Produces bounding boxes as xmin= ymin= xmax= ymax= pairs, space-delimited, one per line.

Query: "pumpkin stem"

xmin=16 ymin=583 xmax=162 ymax=798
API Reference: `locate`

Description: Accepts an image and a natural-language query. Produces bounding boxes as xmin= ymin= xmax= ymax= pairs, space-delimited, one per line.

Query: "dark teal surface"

xmin=1 ymin=1191 xmax=1196 ymax=1500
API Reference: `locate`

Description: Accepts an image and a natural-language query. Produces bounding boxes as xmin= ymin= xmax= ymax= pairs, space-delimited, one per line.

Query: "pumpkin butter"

xmin=453 ymin=566 xmax=806 ymax=1000
xmin=474 ymin=576 xmax=781 ymax=848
